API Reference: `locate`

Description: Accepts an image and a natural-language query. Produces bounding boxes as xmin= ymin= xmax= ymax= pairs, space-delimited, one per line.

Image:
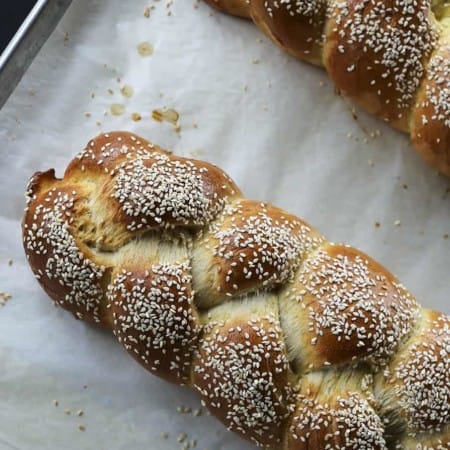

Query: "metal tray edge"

xmin=0 ymin=0 xmax=73 ymax=109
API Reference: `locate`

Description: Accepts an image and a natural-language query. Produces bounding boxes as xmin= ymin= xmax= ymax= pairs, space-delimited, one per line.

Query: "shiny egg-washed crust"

xmin=23 ymin=132 xmax=449 ymax=449
xmin=204 ymin=0 xmax=450 ymax=176
xmin=203 ymin=0 xmax=250 ymax=17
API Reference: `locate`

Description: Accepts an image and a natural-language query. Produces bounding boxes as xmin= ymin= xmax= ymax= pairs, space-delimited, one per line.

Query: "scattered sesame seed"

xmin=177 ymin=405 xmax=192 ymax=414
xmin=0 ymin=291 xmax=12 ymax=306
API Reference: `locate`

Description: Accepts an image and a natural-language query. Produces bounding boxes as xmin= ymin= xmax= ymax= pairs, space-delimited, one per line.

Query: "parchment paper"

xmin=0 ymin=1 xmax=448 ymax=449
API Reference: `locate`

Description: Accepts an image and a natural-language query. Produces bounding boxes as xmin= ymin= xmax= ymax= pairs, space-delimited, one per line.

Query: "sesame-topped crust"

xmin=251 ymin=0 xmax=327 ymax=65
xmin=111 ymin=152 xmax=236 ymax=231
xmin=284 ymin=243 xmax=420 ymax=369
xmin=399 ymin=428 xmax=450 ymax=450
xmin=288 ymin=389 xmax=387 ymax=450
xmin=23 ymin=132 xmax=450 ymax=449
xmin=412 ymin=43 xmax=450 ymax=175
xmin=66 ymin=131 xmax=163 ymax=176
xmin=192 ymin=296 xmax=296 ymax=448
xmin=68 ymin=131 xmax=240 ymax=234
xmin=207 ymin=1 xmax=450 ymax=175
xmin=23 ymin=173 xmax=107 ymax=324
xmin=192 ymin=199 xmax=324 ymax=308
xmin=286 ymin=368 xmax=385 ymax=449
xmin=377 ymin=311 xmax=450 ymax=434
xmin=324 ymin=0 xmax=437 ymax=131
xmin=109 ymin=262 xmax=200 ymax=385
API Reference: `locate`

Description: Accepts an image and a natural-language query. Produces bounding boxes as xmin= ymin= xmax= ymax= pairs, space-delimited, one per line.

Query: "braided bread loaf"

xmin=204 ymin=0 xmax=450 ymax=176
xmin=23 ymin=132 xmax=449 ymax=449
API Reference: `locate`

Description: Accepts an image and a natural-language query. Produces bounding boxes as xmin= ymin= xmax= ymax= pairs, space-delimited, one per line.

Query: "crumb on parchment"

xmin=0 ymin=291 xmax=12 ymax=307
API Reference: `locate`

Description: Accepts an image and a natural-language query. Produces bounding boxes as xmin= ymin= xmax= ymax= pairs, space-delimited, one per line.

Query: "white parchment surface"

xmin=0 ymin=1 xmax=449 ymax=449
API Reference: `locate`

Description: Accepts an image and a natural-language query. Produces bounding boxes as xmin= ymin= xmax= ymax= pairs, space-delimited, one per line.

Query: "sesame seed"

xmin=390 ymin=313 xmax=449 ymax=431
xmin=112 ymin=153 xmax=230 ymax=231
xmin=194 ymin=312 xmax=295 ymax=447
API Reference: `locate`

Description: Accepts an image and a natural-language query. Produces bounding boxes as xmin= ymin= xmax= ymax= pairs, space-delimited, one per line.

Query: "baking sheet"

xmin=0 ymin=1 xmax=449 ymax=449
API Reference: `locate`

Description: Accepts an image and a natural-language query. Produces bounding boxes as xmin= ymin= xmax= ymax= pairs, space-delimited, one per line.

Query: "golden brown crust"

xmin=70 ymin=131 xmax=241 ymax=233
xmin=377 ymin=311 xmax=450 ymax=435
xmin=293 ymin=243 xmax=420 ymax=368
xmin=22 ymin=132 xmax=450 ymax=449
xmin=110 ymin=264 xmax=200 ymax=385
xmin=250 ymin=0 xmax=326 ymax=65
xmin=400 ymin=429 xmax=450 ymax=450
xmin=324 ymin=0 xmax=437 ymax=131
xmin=22 ymin=131 xmax=240 ymax=323
xmin=205 ymin=1 xmax=450 ymax=175
xmin=411 ymin=44 xmax=450 ymax=176
xmin=23 ymin=171 xmax=108 ymax=325
xmin=65 ymin=131 xmax=163 ymax=176
xmin=192 ymin=304 xmax=295 ymax=448
xmin=202 ymin=0 xmax=250 ymax=18
xmin=192 ymin=199 xmax=324 ymax=308
xmin=288 ymin=389 xmax=386 ymax=450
